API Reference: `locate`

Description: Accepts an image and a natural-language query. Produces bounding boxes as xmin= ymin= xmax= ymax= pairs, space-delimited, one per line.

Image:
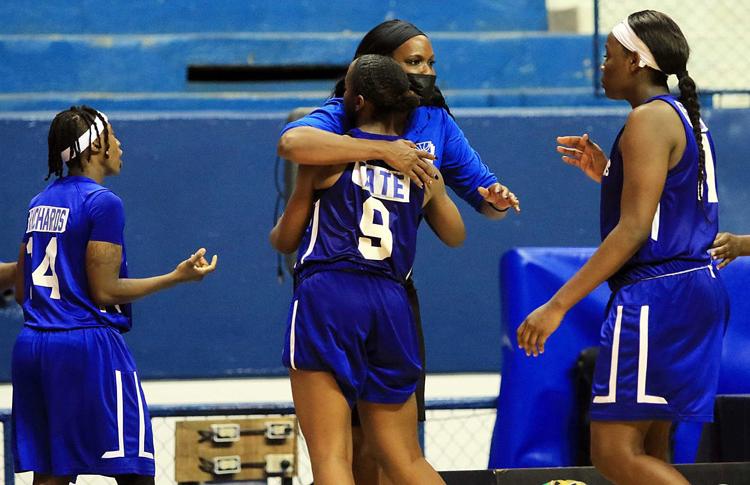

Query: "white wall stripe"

xmin=593 ymin=305 xmax=622 ymax=404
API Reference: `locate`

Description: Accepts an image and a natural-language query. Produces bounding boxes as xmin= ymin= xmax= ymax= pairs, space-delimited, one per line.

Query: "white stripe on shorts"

xmin=641 ymin=264 xmax=712 ymax=281
xmin=290 ymin=300 xmax=299 ymax=370
xmin=593 ymin=305 xmax=623 ymax=404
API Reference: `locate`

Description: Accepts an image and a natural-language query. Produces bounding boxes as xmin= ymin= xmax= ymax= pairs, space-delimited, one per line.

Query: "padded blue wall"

xmin=1 ymin=107 xmax=748 ymax=380
xmin=0 ymin=1 xmax=547 ymax=34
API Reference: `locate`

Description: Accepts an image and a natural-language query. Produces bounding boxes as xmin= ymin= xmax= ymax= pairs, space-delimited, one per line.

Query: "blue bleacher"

xmin=0 ymin=0 xmax=612 ymax=111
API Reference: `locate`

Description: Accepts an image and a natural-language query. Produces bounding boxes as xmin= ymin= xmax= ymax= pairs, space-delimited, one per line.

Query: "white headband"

xmin=60 ymin=111 xmax=109 ymax=163
xmin=611 ymin=19 xmax=662 ymax=72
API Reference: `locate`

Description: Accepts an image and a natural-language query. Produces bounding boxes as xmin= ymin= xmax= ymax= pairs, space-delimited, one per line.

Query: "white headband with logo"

xmin=60 ymin=111 xmax=109 ymax=163
xmin=611 ymin=19 xmax=662 ymax=72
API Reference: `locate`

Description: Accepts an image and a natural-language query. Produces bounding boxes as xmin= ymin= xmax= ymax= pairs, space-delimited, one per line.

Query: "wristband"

xmin=489 ymin=203 xmax=510 ymax=213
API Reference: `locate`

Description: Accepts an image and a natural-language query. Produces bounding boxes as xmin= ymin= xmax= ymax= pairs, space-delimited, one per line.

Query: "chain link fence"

xmin=2 ymin=399 xmax=496 ymax=485
xmin=594 ymin=0 xmax=750 ymax=96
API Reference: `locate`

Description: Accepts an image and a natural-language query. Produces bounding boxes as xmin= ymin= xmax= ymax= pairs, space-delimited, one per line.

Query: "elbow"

xmin=269 ymin=230 xmax=297 ymax=255
xmin=273 ymin=243 xmax=298 ymax=255
xmin=89 ymin=287 xmax=116 ymax=307
xmin=444 ymin=227 xmax=466 ymax=248
xmin=277 ymin=130 xmax=300 ymax=161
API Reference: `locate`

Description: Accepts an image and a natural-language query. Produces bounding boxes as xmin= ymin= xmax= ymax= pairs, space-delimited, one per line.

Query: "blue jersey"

xmin=295 ymin=129 xmax=425 ymax=283
xmin=20 ymin=176 xmax=132 ymax=331
xmin=281 ymin=98 xmax=498 ymax=211
xmin=601 ymin=94 xmax=719 ymax=288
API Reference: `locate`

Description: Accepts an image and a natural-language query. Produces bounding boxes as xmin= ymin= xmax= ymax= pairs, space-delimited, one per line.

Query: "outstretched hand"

xmin=175 ymin=248 xmax=218 ymax=282
xmin=557 ymin=134 xmax=608 ymax=183
xmin=383 ymin=139 xmax=437 ymax=189
xmin=516 ymin=302 xmax=565 ymax=357
xmin=478 ymin=183 xmax=520 ymax=213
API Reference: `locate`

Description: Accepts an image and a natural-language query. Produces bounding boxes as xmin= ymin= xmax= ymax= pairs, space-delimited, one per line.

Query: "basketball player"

xmin=272 ymin=55 xmax=460 ymax=485
xmin=517 ymin=11 xmax=728 ymax=485
xmin=12 ymin=106 xmax=217 ymax=485
xmin=277 ymin=19 xmax=518 ymax=484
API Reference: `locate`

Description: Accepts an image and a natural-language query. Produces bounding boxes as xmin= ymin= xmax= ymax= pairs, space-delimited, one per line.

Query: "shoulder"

xmin=626 ymin=99 xmax=681 ymax=131
xmin=86 ymin=188 xmax=124 ymax=213
xmin=407 ymin=105 xmax=453 ymax=134
xmin=623 ymin=100 xmax=682 ymax=143
xmin=313 ymin=97 xmax=344 ymax=114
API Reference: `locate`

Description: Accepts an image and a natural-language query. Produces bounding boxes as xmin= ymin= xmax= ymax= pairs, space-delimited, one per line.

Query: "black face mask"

xmin=407 ymin=73 xmax=436 ymax=102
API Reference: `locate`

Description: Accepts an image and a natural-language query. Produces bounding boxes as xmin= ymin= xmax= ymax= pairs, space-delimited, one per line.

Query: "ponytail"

xmin=677 ymin=71 xmax=705 ymax=201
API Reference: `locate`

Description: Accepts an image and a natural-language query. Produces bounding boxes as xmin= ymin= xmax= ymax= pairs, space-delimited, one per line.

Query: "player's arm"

xmin=0 ymin=261 xmax=16 ymax=292
xmin=517 ymin=105 xmax=674 ymax=356
xmin=86 ymin=243 xmax=217 ymax=306
xmin=279 ymin=127 xmax=436 ymax=188
xmin=270 ymin=165 xmax=318 ymax=254
xmin=556 ymin=134 xmax=609 ymax=183
xmin=14 ymin=246 xmax=25 ymax=304
xmin=478 ymin=184 xmax=520 ymax=219
xmin=423 ymin=171 xmax=466 ymax=247
xmin=711 ymin=232 xmax=750 ymax=269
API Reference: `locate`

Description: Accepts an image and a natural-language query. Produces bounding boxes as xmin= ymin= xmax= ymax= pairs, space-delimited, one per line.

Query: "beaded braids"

xmin=46 ymin=105 xmax=110 ymax=180
xmin=348 ymin=54 xmax=420 ymax=120
xmin=627 ymin=10 xmax=706 ymax=201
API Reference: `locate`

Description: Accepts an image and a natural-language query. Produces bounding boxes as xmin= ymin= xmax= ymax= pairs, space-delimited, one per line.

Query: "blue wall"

xmin=1 ymin=107 xmax=748 ymax=381
xmin=0 ymin=1 xmax=547 ymax=34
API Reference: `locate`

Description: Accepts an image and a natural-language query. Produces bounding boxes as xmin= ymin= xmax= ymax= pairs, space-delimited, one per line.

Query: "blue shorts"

xmin=12 ymin=326 xmax=155 ymax=476
xmin=282 ymin=270 xmax=422 ymax=407
xmin=590 ymin=266 xmax=729 ymax=422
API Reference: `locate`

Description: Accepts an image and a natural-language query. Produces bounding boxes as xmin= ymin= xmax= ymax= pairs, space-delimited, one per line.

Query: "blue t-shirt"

xmin=295 ymin=128 xmax=426 ymax=283
xmin=281 ymin=98 xmax=498 ymax=211
xmin=601 ymin=94 xmax=719 ymax=287
xmin=21 ymin=176 xmax=132 ymax=331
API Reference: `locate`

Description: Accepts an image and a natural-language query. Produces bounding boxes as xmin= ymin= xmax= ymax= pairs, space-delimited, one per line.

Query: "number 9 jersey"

xmin=294 ymin=128 xmax=425 ymax=283
xmin=21 ymin=175 xmax=132 ymax=331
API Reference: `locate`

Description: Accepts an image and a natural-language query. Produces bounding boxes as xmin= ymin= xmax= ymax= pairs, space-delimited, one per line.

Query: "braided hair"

xmin=333 ymin=19 xmax=452 ymax=115
xmin=627 ymin=10 xmax=705 ymax=201
xmin=348 ymin=54 xmax=421 ymax=121
xmin=47 ymin=105 xmax=110 ymax=180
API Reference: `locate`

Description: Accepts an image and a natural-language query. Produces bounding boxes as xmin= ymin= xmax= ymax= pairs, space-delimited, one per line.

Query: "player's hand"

xmin=383 ymin=139 xmax=437 ymax=189
xmin=174 ymin=248 xmax=218 ymax=282
xmin=711 ymin=232 xmax=740 ymax=270
xmin=423 ymin=168 xmax=446 ymax=198
xmin=557 ymin=134 xmax=608 ymax=183
xmin=478 ymin=183 xmax=520 ymax=213
xmin=516 ymin=301 xmax=565 ymax=357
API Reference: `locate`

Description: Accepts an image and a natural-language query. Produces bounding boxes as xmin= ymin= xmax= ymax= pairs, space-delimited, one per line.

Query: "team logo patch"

xmin=416 ymin=140 xmax=436 ymax=158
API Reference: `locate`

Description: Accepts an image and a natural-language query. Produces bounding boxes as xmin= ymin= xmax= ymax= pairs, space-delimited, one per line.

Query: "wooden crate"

xmin=174 ymin=417 xmax=297 ymax=482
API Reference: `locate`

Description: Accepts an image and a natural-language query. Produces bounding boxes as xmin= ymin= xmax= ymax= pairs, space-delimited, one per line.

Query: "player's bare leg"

xmin=358 ymin=395 xmax=444 ymax=485
xmin=289 ymin=369 xmax=354 ymax=485
xmin=352 ymin=424 xmax=381 ymax=485
xmin=643 ymin=420 xmax=672 ymax=462
xmin=32 ymin=474 xmax=71 ymax=485
xmin=591 ymin=420 xmax=689 ymax=485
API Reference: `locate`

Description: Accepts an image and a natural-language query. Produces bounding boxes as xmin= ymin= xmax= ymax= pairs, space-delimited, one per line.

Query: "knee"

xmin=590 ymin=440 xmax=625 ymax=477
